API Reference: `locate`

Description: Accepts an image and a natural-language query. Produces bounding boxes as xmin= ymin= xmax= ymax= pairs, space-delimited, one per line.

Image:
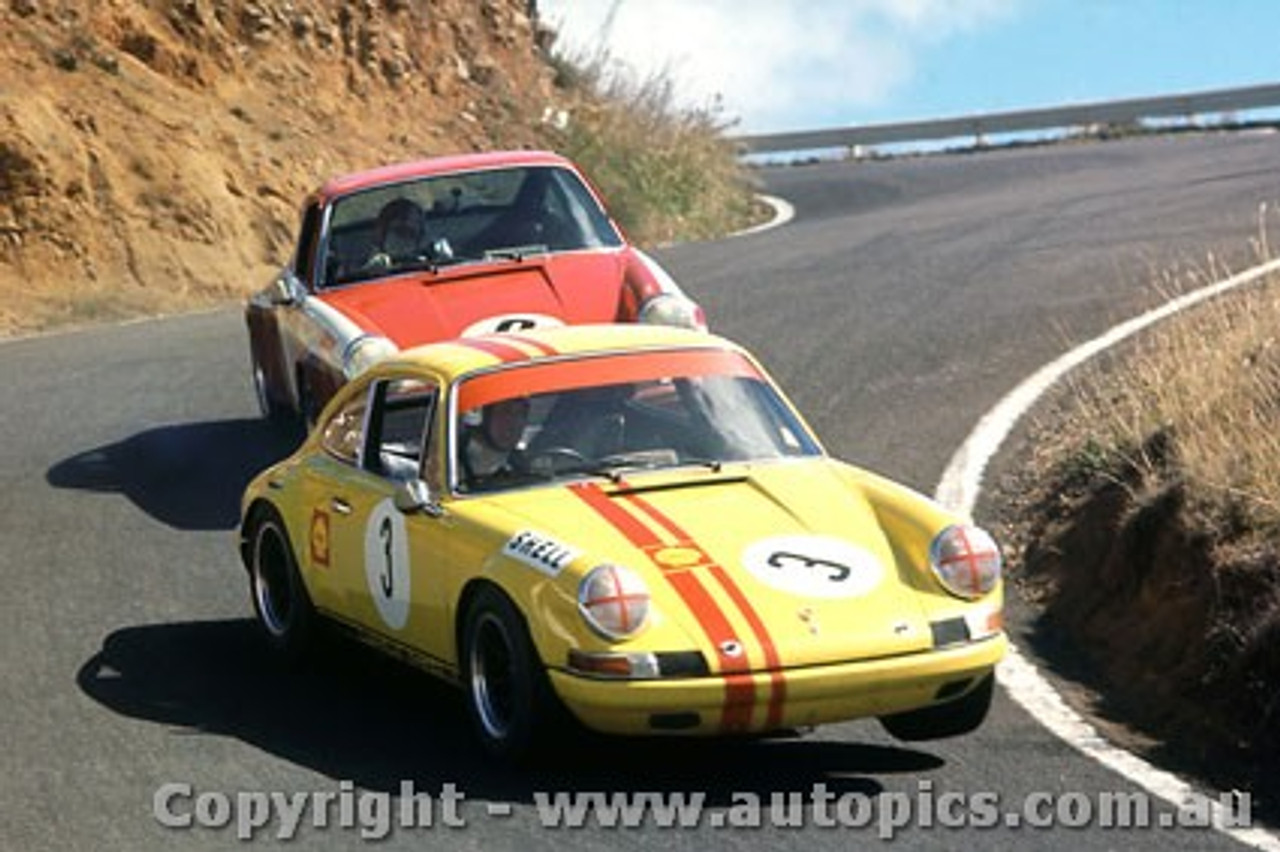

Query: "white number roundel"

xmin=742 ymin=535 xmax=883 ymax=599
xmin=461 ymin=313 xmax=564 ymax=337
xmin=364 ymin=499 xmax=411 ymax=629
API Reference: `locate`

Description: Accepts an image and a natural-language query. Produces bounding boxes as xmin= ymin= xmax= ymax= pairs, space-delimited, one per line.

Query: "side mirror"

xmin=394 ymin=478 xmax=443 ymax=517
xmin=269 ymin=274 xmax=301 ymax=306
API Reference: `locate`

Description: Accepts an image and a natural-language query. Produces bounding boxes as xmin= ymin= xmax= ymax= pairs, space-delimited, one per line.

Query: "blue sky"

xmin=538 ymin=0 xmax=1280 ymax=134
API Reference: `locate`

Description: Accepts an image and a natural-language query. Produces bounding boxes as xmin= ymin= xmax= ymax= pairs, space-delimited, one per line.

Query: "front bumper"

xmin=548 ymin=633 xmax=1007 ymax=736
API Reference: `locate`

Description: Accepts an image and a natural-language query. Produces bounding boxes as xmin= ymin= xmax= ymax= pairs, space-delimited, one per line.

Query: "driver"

xmin=365 ymin=197 xmax=426 ymax=269
xmin=527 ymin=384 xmax=630 ymax=459
xmin=459 ymin=397 xmax=531 ymax=489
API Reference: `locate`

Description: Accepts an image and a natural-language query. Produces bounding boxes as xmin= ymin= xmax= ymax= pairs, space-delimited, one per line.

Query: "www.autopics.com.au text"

xmin=152 ymin=779 xmax=1253 ymax=841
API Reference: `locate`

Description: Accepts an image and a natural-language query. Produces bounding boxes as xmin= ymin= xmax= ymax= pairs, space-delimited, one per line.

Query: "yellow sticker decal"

xmin=310 ymin=509 xmax=330 ymax=568
xmin=652 ymin=546 xmax=703 ymax=569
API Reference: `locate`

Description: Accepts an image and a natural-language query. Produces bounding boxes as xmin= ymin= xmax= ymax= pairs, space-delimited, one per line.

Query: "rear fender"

xmin=246 ymin=304 xmax=291 ymax=412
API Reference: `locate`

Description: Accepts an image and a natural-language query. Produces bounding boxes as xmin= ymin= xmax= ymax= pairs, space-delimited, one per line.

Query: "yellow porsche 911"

xmin=239 ymin=324 xmax=1005 ymax=759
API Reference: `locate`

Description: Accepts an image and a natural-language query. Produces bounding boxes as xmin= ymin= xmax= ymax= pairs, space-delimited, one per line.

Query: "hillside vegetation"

xmin=987 ymin=252 xmax=1280 ymax=806
xmin=0 ymin=0 xmax=757 ymax=334
xmin=6 ymin=0 xmax=1276 ymax=814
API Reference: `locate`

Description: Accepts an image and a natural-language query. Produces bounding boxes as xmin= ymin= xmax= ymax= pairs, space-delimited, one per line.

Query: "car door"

xmin=304 ymin=374 xmax=450 ymax=661
xmin=261 ymin=199 xmax=328 ymax=416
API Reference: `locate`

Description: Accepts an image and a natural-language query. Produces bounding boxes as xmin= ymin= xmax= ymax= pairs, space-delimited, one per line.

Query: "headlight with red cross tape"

xmin=577 ymin=563 xmax=651 ymax=640
xmin=928 ymin=525 xmax=1002 ymax=599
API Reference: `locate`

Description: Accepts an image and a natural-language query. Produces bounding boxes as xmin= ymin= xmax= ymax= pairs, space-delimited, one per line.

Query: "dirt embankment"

xmin=0 ymin=0 xmax=565 ymax=334
xmin=986 ymin=407 xmax=1280 ymax=813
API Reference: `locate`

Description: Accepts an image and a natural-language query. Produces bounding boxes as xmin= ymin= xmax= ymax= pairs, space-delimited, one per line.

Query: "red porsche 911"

xmin=245 ymin=150 xmax=706 ymax=426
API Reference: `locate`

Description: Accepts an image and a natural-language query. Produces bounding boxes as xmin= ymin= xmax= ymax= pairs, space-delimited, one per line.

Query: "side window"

xmin=294 ymin=202 xmax=322 ymax=287
xmin=364 ymin=377 xmax=437 ymax=481
xmin=552 ymin=168 xmax=622 ymax=249
xmin=320 ymin=392 xmax=369 ymax=465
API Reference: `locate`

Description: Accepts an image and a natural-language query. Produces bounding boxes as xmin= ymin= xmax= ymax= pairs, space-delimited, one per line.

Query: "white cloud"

xmin=537 ymin=0 xmax=1022 ymax=132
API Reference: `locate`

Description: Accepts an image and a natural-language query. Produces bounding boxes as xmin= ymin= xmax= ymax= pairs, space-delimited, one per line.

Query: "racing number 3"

xmin=743 ymin=535 xmax=884 ymax=599
xmin=767 ymin=551 xmax=851 ymax=582
xmin=364 ymin=499 xmax=411 ymax=630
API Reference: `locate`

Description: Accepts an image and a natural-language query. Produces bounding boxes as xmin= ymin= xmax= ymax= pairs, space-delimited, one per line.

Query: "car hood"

xmin=316 ymin=250 xmax=626 ymax=347
xmin=481 ymin=460 xmax=939 ymax=671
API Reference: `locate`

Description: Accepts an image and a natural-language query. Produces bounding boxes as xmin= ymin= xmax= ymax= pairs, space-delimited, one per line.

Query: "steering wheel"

xmin=521 ymin=446 xmax=588 ymax=476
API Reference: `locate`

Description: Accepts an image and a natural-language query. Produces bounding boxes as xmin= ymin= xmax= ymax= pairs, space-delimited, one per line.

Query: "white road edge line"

xmin=729 ymin=194 xmax=796 ymax=238
xmin=935 ymin=256 xmax=1280 ymax=849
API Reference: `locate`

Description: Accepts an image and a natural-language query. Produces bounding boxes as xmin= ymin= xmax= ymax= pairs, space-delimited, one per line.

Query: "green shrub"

xmin=542 ymin=42 xmax=761 ymax=245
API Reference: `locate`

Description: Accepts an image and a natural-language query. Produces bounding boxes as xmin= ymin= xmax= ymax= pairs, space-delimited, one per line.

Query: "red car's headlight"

xmin=342 ymin=334 xmax=399 ymax=379
xmin=639 ymin=294 xmax=707 ymax=332
xmin=928 ymin=525 xmax=1002 ymax=599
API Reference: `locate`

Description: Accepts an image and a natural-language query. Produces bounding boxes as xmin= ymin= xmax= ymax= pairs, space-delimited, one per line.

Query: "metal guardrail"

xmin=732 ymin=82 xmax=1280 ymax=155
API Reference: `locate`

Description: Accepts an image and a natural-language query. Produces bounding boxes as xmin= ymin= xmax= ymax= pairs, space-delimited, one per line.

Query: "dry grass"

xmin=543 ymin=43 xmax=761 ymax=245
xmin=986 ymin=215 xmax=1280 ymax=788
xmin=1056 ymin=237 xmax=1280 ymax=541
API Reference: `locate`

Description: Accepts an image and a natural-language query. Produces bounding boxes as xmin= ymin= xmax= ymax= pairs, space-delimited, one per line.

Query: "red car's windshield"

xmin=322 ymin=165 xmax=624 ymax=288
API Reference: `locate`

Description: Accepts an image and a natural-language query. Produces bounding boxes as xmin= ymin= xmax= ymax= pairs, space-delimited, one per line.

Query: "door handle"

xmin=330 ymin=497 xmax=352 ymax=516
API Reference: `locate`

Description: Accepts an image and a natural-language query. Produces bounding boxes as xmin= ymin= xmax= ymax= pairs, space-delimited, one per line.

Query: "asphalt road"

xmin=4 ymin=132 xmax=1279 ymax=851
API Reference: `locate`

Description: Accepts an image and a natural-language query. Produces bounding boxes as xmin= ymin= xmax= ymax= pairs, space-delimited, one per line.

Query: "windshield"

xmin=452 ymin=350 xmax=822 ymax=494
xmin=321 ymin=165 xmax=624 ymax=287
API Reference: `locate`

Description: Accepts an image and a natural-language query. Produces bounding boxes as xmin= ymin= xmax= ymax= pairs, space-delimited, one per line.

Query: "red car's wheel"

xmin=251 ymin=355 xmax=291 ymax=423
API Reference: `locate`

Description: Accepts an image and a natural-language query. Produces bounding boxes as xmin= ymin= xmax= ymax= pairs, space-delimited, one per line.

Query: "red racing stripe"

xmin=454 ymin=337 xmax=533 ymax=363
xmin=568 ymin=482 xmax=756 ymax=732
xmin=664 ymin=571 xmax=755 ymax=732
xmin=623 ymin=492 xmax=788 ymax=731
xmin=620 ymin=492 xmax=685 ymax=540
xmin=568 ymin=482 xmax=660 ymax=548
xmin=498 ymin=333 xmax=559 ymax=357
xmin=709 ymin=564 xmax=787 ymax=729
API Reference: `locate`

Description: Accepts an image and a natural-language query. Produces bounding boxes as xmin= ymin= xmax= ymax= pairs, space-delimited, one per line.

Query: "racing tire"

xmin=248 ymin=506 xmax=316 ymax=663
xmin=251 ymin=356 xmax=292 ymax=426
xmin=296 ymin=373 xmax=321 ymax=432
xmin=461 ymin=586 xmax=560 ymax=762
xmin=879 ymin=673 xmax=995 ymax=741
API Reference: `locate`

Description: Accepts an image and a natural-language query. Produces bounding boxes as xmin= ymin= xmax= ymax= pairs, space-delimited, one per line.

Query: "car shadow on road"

xmin=77 ymin=618 xmax=945 ymax=802
xmin=46 ymin=418 xmax=303 ymax=531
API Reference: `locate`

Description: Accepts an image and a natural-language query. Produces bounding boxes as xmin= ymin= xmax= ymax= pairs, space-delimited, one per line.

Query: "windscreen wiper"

xmin=588 ymin=453 xmax=725 ymax=484
xmin=484 ymin=245 xmax=549 ymax=263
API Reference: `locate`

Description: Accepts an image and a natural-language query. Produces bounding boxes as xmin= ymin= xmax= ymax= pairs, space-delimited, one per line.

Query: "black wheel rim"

xmin=469 ymin=612 xmax=517 ymax=742
xmin=252 ymin=363 xmax=271 ymax=418
xmin=253 ymin=524 xmax=293 ymax=637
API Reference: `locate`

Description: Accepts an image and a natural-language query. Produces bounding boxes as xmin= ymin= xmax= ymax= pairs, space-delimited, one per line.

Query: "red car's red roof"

xmin=314 ymin=150 xmax=575 ymax=203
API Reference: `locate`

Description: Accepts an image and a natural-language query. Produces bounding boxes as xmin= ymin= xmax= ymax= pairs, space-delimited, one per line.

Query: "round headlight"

xmin=638 ymin=294 xmax=707 ymax=331
xmin=578 ymin=564 xmax=650 ymax=640
xmin=342 ymin=335 xmax=399 ymax=379
xmin=928 ymin=525 xmax=1002 ymax=599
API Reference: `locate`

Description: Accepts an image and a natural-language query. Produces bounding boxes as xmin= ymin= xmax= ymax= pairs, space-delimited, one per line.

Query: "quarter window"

xmin=364 ymin=378 xmax=436 ymax=481
xmin=294 ymin=202 xmax=321 ymax=287
xmin=320 ymin=393 xmax=368 ymax=464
